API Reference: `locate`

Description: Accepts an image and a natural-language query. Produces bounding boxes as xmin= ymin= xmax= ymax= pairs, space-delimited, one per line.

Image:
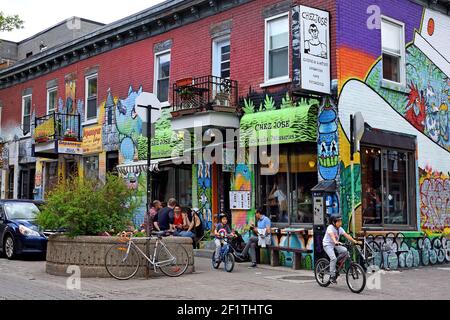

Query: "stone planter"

xmin=46 ymin=235 xmax=195 ymax=278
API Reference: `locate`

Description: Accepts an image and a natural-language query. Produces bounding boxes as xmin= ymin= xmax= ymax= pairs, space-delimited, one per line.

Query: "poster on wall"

xmin=297 ymin=5 xmax=331 ymax=94
xmin=229 ymin=191 xmax=251 ymax=210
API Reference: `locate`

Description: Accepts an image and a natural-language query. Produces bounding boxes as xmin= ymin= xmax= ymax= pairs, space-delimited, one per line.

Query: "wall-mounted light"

xmin=308 ymin=160 xmax=316 ymax=168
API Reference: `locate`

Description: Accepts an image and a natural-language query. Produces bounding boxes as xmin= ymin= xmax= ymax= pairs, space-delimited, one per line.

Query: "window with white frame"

xmin=265 ymin=13 xmax=289 ymax=83
xmin=22 ymin=95 xmax=32 ymax=135
xmin=47 ymin=87 xmax=58 ymax=114
xmin=85 ymin=75 xmax=98 ymax=121
xmin=212 ymin=37 xmax=230 ymax=79
xmin=381 ymin=17 xmax=405 ymax=85
xmin=155 ymin=51 xmax=171 ymax=103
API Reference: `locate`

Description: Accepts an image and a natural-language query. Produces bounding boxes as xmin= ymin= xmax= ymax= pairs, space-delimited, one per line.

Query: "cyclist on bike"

xmin=214 ymin=213 xmax=235 ymax=263
xmin=323 ymin=214 xmax=360 ymax=284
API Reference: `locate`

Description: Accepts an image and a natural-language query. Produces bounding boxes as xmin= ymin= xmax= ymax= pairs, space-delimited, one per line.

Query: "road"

xmin=0 ymin=256 xmax=449 ymax=300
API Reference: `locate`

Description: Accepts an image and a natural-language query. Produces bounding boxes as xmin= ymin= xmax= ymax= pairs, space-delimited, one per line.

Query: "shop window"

xmin=381 ymin=17 xmax=405 ymax=85
xmin=84 ymin=156 xmax=99 ymax=180
xmin=257 ymin=144 xmax=317 ymax=225
xmin=44 ymin=162 xmax=58 ymax=194
xmin=361 ymin=146 xmax=415 ymax=228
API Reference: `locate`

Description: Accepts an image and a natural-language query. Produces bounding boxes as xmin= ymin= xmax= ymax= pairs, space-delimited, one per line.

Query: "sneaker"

xmin=330 ymin=275 xmax=337 ymax=284
xmin=248 ymin=263 xmax=257 ymax=269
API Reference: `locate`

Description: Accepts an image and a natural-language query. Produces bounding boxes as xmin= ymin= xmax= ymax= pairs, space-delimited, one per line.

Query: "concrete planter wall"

xmin=46 ymin=235 xmax=194 ymax=278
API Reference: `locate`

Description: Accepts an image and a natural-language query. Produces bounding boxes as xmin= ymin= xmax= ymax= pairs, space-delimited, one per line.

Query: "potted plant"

xmin=63 ymin=128 xmax=77 ymax=141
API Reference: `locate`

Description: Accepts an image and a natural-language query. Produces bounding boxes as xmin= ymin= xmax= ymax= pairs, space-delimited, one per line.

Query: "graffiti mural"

xmin=419 ymin=167 xmax=450 ymax=235
xmin=231 ymin=163 xmax=254 ymax=235
xmin=318 ymin=98 xmax=339 ymax=180
xmin=197 ymin=161 xmax=212 ymax=231
xmin=363 ymin=233 xmax=450 ymax=270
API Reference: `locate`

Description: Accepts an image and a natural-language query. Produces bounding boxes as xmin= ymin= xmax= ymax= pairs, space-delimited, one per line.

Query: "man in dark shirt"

xmin=153 ymin=198 xmax=177 ymax=232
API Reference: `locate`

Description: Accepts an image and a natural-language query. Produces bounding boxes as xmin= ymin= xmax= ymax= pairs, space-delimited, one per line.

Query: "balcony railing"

xmin=172 ymin=75 xmax=238 ymax=114
xmin=34 ymin=112 xmax=81 ymax=143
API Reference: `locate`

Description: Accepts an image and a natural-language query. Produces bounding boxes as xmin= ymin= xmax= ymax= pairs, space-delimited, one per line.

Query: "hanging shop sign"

xmin=58 ymin=141 xmax=83 ymax=155
xmin=82 ymin=125 xmax=103 ymax=154
xmin=292 ymin=5 xmax=331 ymax=94
xmin=34 ymin=117 xmax=55 ymax=143
xmin=240 ymin=105 xmax=317 ymax=147
xmin=229 ymin=191 xmax=251 ymax=210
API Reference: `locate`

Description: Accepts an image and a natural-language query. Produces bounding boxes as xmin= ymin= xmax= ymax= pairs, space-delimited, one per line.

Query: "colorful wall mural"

xmin=231 ymin=163 xmax=254 ymax=236
xmin=197 ymin=161 xmax=213 ymax=231
xmin=318 ymin=98 xmax=339 ymax=181
xmin=337 ymin=2 xmax=450 ymax=237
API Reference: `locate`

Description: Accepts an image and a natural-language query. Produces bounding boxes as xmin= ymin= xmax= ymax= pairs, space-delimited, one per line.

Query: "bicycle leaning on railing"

xmin=314 ymin=242 xmax=367 ymax=294
xmin=105 ymin=231 xmax=189 ymax=280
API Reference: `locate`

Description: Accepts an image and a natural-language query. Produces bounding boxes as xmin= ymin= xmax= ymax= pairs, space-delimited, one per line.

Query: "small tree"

xmin=37 ymin=174 xmax=141 ymax=237
xmin=0 ymin=12 xmax=24 ymax=32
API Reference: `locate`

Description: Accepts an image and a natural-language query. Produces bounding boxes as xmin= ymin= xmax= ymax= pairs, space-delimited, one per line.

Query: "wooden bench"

xmin=267 ymin=246 xmax=313 ymax=270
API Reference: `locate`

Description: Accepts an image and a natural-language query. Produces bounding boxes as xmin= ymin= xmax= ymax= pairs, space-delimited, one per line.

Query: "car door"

xmin=0 ymin=204 xmax=6 ymax=250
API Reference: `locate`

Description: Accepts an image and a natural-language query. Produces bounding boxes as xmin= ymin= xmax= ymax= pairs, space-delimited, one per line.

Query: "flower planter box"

xmin=35 ymin=137 xmax=49 ymax=143
xmin=63 ymin=136 xmax=78 ymax=141
xmin=45 ymin=235 xmax=195 ymax=278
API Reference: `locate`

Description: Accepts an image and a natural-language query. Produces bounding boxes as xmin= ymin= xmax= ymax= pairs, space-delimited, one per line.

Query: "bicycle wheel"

xmin=157 ymin=244 xmax=189 ymax=277
xmin=105 ymin=244 xmax=140 ymax=280
xmin=346 ymin=263 xmax=366 ymax=294
xmin=224 ymin=253 xmax=235 ymax=273
xmin=212 ymin=252 xmax=220 ymax=269
xmin=314 ymin=258 xmax=331 ymax=287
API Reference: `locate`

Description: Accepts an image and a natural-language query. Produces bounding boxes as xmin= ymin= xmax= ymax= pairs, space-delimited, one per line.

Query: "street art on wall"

xmin=337 ymin=6 xmax=450 ymax=236
xmin=318 ymin=98 xmax=339 ymax=181
xmin=231 ymin=163 xmax=254 ymax=235
xmin=197 ymin=161 xmax=212 ymax=231
xmin=364 ymin=233 xmax=450 ymax=270
xmin=419 ymin=166 xmax=450 ymax=235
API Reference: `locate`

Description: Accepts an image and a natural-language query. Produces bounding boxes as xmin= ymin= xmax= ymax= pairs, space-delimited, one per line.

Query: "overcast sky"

xmin=1 ymin=0 xmax=165 ymax=42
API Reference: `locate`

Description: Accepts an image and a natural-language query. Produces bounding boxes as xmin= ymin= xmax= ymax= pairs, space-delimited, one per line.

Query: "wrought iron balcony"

xmin=172 ymin=75 xmax=238 ymax=117
xmin=34 ymin=112 xmax=81 ymax=143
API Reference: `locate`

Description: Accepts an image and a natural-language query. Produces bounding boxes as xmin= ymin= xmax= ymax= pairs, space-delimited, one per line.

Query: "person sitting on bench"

xmin=237 ymin=208 xmax=271 ymax=268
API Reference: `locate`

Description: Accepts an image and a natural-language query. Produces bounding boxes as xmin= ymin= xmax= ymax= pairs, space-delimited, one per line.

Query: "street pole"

xmin=350 ymin=115 xmax=356 ymax=239
xmin=147 ymin=105 xmax=152 ymax=214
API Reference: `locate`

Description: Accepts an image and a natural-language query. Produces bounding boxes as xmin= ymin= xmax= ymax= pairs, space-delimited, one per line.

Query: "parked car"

xmin=0 ymin=200 xmax=49 ymax=259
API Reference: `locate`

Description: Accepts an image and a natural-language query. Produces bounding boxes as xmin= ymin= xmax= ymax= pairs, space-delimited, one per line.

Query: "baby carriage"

xmin=228 ymin=230 xmax=249 ymax=263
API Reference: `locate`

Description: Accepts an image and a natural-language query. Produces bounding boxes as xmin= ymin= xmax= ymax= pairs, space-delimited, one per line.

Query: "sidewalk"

xmin=194 ymin=249 xmax=314 ymax=275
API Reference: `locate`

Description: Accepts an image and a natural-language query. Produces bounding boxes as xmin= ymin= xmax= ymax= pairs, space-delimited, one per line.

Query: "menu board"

xmin=229 ymin=191 xmax=251 ymax=210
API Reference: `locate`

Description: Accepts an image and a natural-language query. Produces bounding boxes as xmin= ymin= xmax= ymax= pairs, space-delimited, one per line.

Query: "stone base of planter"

xmin=46 ymin=235 xmax=195 ymax=278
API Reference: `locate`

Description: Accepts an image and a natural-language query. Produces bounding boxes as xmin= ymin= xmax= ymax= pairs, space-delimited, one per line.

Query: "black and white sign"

xmin=229 ymin=191 xmax=251 ymax=210
xmin=297 ymin=5 xmax=331 ymax=94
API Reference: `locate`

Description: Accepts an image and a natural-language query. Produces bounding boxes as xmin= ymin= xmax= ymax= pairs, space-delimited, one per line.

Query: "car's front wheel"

xmin=4 ymin=235 xmax=16 ymax=260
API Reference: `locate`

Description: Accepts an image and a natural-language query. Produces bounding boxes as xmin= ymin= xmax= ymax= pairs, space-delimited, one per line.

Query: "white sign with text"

xmin=299 ymin=5 xmax=331 ymax=94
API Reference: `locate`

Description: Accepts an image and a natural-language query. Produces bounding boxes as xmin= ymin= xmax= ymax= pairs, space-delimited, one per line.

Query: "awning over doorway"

xmin=115 ymin=157 xmax=181 ymax=175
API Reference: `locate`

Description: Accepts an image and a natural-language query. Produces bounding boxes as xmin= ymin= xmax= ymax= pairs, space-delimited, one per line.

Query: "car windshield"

xmin=4 ymin=202 xmax=40 ymax=220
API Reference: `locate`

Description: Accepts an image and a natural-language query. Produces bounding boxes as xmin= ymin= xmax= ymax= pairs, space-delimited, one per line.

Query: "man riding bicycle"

xmin=323 ymin=214 xmax=360 ymax=284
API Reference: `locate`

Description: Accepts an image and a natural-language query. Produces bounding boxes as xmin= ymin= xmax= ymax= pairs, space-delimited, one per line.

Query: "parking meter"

xmin=311 ymin=180 xmax=337 ymax=262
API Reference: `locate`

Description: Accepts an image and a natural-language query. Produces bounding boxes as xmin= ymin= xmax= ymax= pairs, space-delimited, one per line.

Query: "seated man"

xmin=237 ymin=208 xmax=271 ymax=268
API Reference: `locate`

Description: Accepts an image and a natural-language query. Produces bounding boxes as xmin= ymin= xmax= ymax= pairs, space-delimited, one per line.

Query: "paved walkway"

xmin=0 ymin=256 xmax=449 ymax=300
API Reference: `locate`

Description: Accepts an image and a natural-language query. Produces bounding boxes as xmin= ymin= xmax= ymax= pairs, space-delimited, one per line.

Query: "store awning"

xmin=116 ymin=157 xmax=181 ymax=175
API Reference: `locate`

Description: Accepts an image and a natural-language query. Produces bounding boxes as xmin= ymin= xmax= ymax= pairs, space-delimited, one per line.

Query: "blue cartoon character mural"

xmin=318 ymin=104 xmax=339 ymax=181
xmin=115 ymin=86 xmax=143 ymax=163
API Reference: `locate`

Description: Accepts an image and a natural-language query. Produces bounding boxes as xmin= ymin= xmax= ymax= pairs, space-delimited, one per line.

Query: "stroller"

xmin=228 ymin=230 xmax=249 ymax=263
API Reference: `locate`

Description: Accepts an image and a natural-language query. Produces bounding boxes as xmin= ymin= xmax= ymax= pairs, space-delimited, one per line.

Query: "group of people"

xmin=143 ymin=198 xmax=204 ymax=246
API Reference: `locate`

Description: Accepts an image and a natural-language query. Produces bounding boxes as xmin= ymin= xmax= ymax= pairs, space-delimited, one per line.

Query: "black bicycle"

xmin=314 ymin=242 xmax=367 ymax=294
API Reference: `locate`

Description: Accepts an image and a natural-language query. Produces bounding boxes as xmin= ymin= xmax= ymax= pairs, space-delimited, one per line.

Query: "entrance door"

xmin=19 ymin=165 xmax=35 ymax=200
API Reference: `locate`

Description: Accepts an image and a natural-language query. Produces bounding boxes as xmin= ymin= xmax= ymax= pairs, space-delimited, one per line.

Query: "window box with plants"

xmin=62 ymin=129 xmax=77 ymax=141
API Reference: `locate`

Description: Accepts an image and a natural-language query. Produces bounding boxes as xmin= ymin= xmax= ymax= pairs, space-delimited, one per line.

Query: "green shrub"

xmin=37 ymin=174 xmax=141 ymax=237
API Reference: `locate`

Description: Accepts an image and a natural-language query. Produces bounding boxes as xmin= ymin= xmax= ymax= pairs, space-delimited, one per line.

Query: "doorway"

xmin=19 ymin=165 xmax=35 ymax=200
